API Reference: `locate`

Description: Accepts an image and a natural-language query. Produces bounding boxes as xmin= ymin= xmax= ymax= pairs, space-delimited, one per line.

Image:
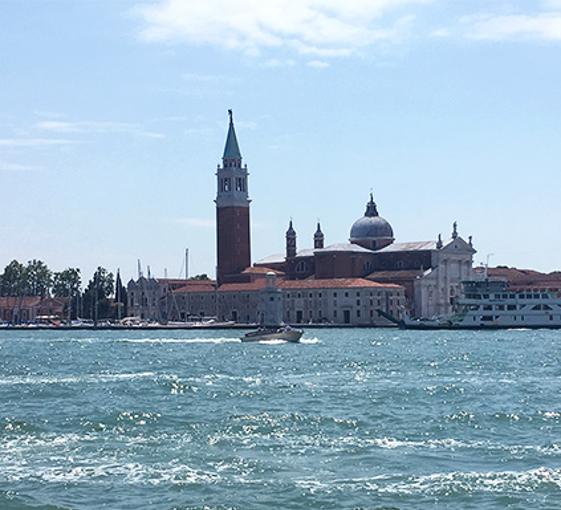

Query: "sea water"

xmin=1 ymin=328 xmax=560 ymax=509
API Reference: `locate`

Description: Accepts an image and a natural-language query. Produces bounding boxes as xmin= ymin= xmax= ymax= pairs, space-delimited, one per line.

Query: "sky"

xmin=1 ymin=0 xmax=560 ymax=283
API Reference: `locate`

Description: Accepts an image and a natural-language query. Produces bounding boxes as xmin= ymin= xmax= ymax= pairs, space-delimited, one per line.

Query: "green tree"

xmin=52 ymin=268 xmax=82 ymax=297
xmin=188 ymin=274 xmax=211 ymax=281
xmin=82 ymin=267 xmax=114 ymax=322
xmin=114 ymin=270 xmax=127 ymax=320
xmin=52 ymin=268 xmax=82 ymax=320
xmin=24 ymin=259 xmax=52 ymax=297
xmin=0 ymin=260 xmax=26 ymax=296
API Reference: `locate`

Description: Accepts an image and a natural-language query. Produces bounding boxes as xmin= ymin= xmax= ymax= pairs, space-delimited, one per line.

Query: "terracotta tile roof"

xmin=218 ymin=280 xmax=268 ymax=292
xmin=0 ymin=297 xmax=66 ymax=308
xmin=280 ymin=278 xmax=402 ymax=290
xmin=173 ymin=278 xmax=402 ymax=293
xmin=242 ymin=266 xmax=285 ymax=275
xmin=0 ymin=297 xmax=42 ymax=307
xmin=173 ymin=283 xmax=216 ymax=293
xmin=484 ymin=267 xmax=561 ymax=286
xmin=367 ymin=270 xmax=424 ymax=280
xmin=158 ymin=278 xmax=215 ymax=286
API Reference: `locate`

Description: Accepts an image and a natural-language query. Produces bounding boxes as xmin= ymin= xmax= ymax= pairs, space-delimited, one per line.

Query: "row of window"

xmin=476 ymin=315 xmax=559 ymax=322
xmin=470 ymin=304 xmax=557 ymax=311
xmin=286 ymin=291 xmax=397 ymax=299
xmin=466 ymin=293 xmax=551 ymax=300
xmin=286 ymin=308 xmax=386 ymax=323
xmin=287 ymin=298 xmax=399 ymax=308
xmin=223 ymin=160 xmax=241 ymax=168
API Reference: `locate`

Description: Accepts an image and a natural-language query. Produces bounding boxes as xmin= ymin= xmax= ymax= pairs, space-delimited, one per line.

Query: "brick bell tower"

xmin=215 ymin=110 xmax=251 ymax=285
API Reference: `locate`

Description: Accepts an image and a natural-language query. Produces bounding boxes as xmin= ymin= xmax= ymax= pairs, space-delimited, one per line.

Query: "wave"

xmin=0 ymin=461 xmax=221 ymax=486
xmin=0 ymin=372 xmax=157 ymax=386
xmin=296 ymin=466 xmax=561 ymax=495
xmin=0 ymin=492 xmax=71 ymax=510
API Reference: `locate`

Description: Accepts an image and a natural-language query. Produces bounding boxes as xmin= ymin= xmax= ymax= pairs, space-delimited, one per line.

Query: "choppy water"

xmin=1 ymin=328 xmax=561 ymax=509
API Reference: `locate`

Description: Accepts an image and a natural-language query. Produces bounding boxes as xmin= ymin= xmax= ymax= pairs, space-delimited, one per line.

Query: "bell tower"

xmin=216 ymin=110 xmax=251 ymax=284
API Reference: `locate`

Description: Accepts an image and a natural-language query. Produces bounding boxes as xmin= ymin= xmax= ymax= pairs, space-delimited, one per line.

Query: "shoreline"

xmin=0 ymin=323 xmax=398 ymax=331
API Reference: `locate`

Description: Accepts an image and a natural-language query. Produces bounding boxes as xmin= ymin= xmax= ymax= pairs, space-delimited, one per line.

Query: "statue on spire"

xmin=452 ymin=221 xmax=458 ymax=240
xmin=365 ymin=193 xmax=379 ymax=217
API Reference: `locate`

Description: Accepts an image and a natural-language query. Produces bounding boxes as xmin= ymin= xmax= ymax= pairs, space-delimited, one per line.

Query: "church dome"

xmin=349 ymin=194 xmax=394 ymax=250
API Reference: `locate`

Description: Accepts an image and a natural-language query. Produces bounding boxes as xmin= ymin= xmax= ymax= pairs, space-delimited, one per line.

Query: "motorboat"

xmin=242 ymin=325 xmax=303 ymax=343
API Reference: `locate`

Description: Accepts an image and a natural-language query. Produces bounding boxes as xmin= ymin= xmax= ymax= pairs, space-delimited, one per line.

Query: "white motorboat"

xmin=242 ymin=326 xmax=303 ymax=343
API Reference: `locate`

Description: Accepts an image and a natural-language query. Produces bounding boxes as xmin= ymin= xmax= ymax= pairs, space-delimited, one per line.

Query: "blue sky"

xmin=1 ymin=0 xmax=560 ymax=283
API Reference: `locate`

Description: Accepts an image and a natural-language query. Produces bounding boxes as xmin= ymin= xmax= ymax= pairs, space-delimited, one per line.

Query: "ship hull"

xmin=242 ymin=328 xmax=303 ymax=343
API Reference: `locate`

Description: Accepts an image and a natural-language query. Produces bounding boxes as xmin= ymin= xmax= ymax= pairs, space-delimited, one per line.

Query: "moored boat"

xmin=393 ymin=278 xmax=561 ymax=330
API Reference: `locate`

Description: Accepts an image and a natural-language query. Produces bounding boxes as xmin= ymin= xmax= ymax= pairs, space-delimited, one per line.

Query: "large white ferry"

xmin=397 ymin=279 xmax=561 ymax=329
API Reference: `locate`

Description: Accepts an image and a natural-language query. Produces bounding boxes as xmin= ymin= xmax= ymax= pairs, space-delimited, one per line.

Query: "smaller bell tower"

xmin=286 ymin=220 xmax=297 ymax=259
xmin=314 ymin=222 xmax=324 ymax=249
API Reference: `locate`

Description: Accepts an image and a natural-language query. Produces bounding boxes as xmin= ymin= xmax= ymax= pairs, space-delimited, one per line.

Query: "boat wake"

xmin=300 ymin=337 xmax=320 ymax=344
xmin=117 ymin=337 xmax=241 ymax=345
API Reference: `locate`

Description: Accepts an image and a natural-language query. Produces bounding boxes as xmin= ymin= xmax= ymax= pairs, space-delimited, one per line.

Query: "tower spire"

xmin=223 ymin=109 xmax=241 ymax=160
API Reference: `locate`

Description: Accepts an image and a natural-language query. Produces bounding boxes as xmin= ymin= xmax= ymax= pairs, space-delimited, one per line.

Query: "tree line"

xmin=0 ymin=260 xmax=127 ymax=320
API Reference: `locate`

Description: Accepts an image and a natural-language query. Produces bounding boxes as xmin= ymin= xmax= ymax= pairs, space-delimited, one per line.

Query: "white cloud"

xmin=35 ymin=120 xmax=165 ymax=138
xmin=0 ymin=138 xmax=79 ymax=147
xmin=307 ymin=59 xmax=330 ymax=68
xmin=465 ymin=13 xmax=561 ymax=41
xmin=263 ymin=58 xmax=296 ymax=68
xmin=134 ymin=0 xmax=432 ymax=59
xmin=181 ymin=72 xmax=241 ymax=84
xmin=0 ymin=162 xmax=39 ymax=172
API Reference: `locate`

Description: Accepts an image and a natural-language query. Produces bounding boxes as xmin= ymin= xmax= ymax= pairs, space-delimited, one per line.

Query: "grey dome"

xmin=350 ymin=215 xmax=393 ymax=240
xmin=349 ymin=194 xmax=394 ymax=249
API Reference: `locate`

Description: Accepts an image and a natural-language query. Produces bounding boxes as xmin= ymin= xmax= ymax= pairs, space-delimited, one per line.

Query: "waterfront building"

xmin=126 ymin=278 xmax=212 ymax=321
xmin=168 ymin=275 xmax=403 ymax=326
xmin=0 ymin=296 xmax=67 ymax=324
